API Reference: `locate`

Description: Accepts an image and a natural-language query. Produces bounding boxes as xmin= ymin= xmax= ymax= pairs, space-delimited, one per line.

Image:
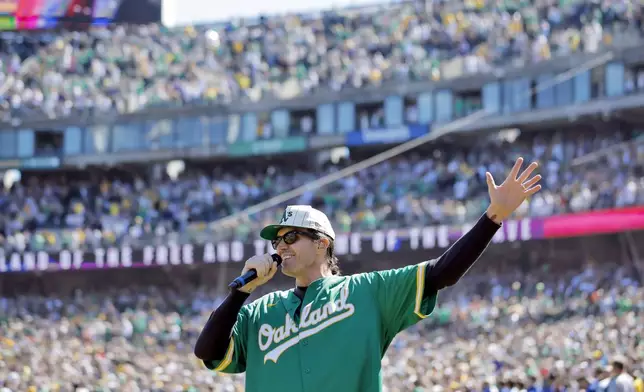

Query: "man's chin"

xmin=280 ymin=268 xmax=296 ymax=278
xmin=282 ymin=268 xmax=293 ymax=278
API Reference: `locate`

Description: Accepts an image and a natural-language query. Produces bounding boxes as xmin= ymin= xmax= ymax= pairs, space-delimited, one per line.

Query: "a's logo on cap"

xmin=279 ymin=209 xmax=293 ymax=224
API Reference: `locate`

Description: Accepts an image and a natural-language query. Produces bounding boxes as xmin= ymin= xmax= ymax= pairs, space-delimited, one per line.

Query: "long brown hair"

xmin=308 ymin=230 xmax=340 ymax=275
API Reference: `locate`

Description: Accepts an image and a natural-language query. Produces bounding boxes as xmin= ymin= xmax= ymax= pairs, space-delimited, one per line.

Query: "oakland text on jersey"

xmin=258 ymin=284 xmax=355 ymax=364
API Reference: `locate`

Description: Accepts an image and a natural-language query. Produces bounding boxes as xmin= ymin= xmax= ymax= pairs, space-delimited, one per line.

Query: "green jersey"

xmin=205 ymin=262 xmax=437 ymax=392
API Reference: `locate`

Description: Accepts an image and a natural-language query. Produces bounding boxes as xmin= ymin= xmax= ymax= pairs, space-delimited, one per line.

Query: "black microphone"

xmin=228 ymin=254 xmax=282 ymax=290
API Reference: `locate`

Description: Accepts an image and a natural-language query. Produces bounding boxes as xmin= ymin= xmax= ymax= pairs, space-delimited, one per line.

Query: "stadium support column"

xmin=150 ymin=163 xmax=164 ymax=181
xmin=623 ymin=232 xmax=643 ymax=281
xmin=309 ymin=149 xmax=326 ymax=168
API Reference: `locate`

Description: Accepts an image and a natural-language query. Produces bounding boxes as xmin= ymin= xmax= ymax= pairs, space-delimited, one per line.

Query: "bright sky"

xmin=161 ymin=0 xmax=390 ymax=27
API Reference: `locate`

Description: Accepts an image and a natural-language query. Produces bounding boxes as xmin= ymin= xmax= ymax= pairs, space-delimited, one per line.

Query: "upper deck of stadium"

xmin=0 ymin=0 xmax=641 ymax=121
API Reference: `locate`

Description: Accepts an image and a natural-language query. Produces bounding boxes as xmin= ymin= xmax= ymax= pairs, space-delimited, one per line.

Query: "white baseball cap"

xmin=260 ymin=205 xmax=336 ymax=241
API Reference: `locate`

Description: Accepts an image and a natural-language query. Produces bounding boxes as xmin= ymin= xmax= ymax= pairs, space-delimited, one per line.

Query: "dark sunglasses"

xmin=271 ymin=230 xmax=318 ymax=250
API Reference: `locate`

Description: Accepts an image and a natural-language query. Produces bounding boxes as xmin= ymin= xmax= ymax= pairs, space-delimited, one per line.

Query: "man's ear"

xmin=316 ymin=237 xmax=330 ymax=252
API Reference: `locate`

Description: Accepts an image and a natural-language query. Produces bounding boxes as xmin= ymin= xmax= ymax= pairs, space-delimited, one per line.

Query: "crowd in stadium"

xmin=1 ymin=0 xmax=644 ymax=391
xmin=0 ymin=0 xmax=641 ymax=120
xmin=1 ymin=127 xmax=642 ymax=252
xmin=1 ymin=245 xmax=642 ymax=392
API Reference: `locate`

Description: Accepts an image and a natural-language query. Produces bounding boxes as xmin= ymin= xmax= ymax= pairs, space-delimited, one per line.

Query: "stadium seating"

xmin=1 ymin=240 xmax=642 ymax=392
xmin=0 ymin=0 xmax=641 ymax=120
xmin=1 ymin=1 xmax=644 ymax=391
xmin=1 ymin=127 xmax=642 ymax=252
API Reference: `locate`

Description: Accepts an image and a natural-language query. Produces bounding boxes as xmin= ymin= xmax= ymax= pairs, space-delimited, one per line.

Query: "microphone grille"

xmin=271 ymin=254 xmax=283 ymax=265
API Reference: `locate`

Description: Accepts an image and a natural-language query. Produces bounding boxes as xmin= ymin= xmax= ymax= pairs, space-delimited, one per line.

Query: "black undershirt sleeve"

xmin=194 ymin=289 xmax=250 ymax=362
xmin=423 ymin=213 xmax=501 ymax=297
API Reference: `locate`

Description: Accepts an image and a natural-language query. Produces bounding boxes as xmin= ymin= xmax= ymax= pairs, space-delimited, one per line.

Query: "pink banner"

xmin=543 ymin=207 xmax=644 ymax=238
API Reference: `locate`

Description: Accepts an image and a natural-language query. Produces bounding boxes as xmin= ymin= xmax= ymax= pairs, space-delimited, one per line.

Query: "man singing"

xmin=195 ymin=157 xmax=542 ymax=392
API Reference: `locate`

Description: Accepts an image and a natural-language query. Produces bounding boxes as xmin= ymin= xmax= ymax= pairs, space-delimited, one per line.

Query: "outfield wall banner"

xmin=0 ymin=217 xmax=540 ymax=273
xmin=1 ymin=208 xmax=642 ymax=273
xmin=540 ymin=207 xmax=644 ymax=238
xmin=344 ymin=124 xmax=428 ymax=146
xmin=228 ymin=136 xmax=308 ymax=157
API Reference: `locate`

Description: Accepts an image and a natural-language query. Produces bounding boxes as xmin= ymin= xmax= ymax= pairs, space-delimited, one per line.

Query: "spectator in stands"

xmin=604 ymin=357 xmax=637 ymax=392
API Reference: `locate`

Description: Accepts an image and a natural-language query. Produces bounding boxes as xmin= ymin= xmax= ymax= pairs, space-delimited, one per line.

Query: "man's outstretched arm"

xmin=423 ymin=211 xmax=501 ymax=295
xmin=423 ymin=157 xmax=542 ymax=295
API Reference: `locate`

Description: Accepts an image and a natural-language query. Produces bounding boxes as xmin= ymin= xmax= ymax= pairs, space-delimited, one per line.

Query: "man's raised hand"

xmin=485 ymin=157 xmax=542 ymax=224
